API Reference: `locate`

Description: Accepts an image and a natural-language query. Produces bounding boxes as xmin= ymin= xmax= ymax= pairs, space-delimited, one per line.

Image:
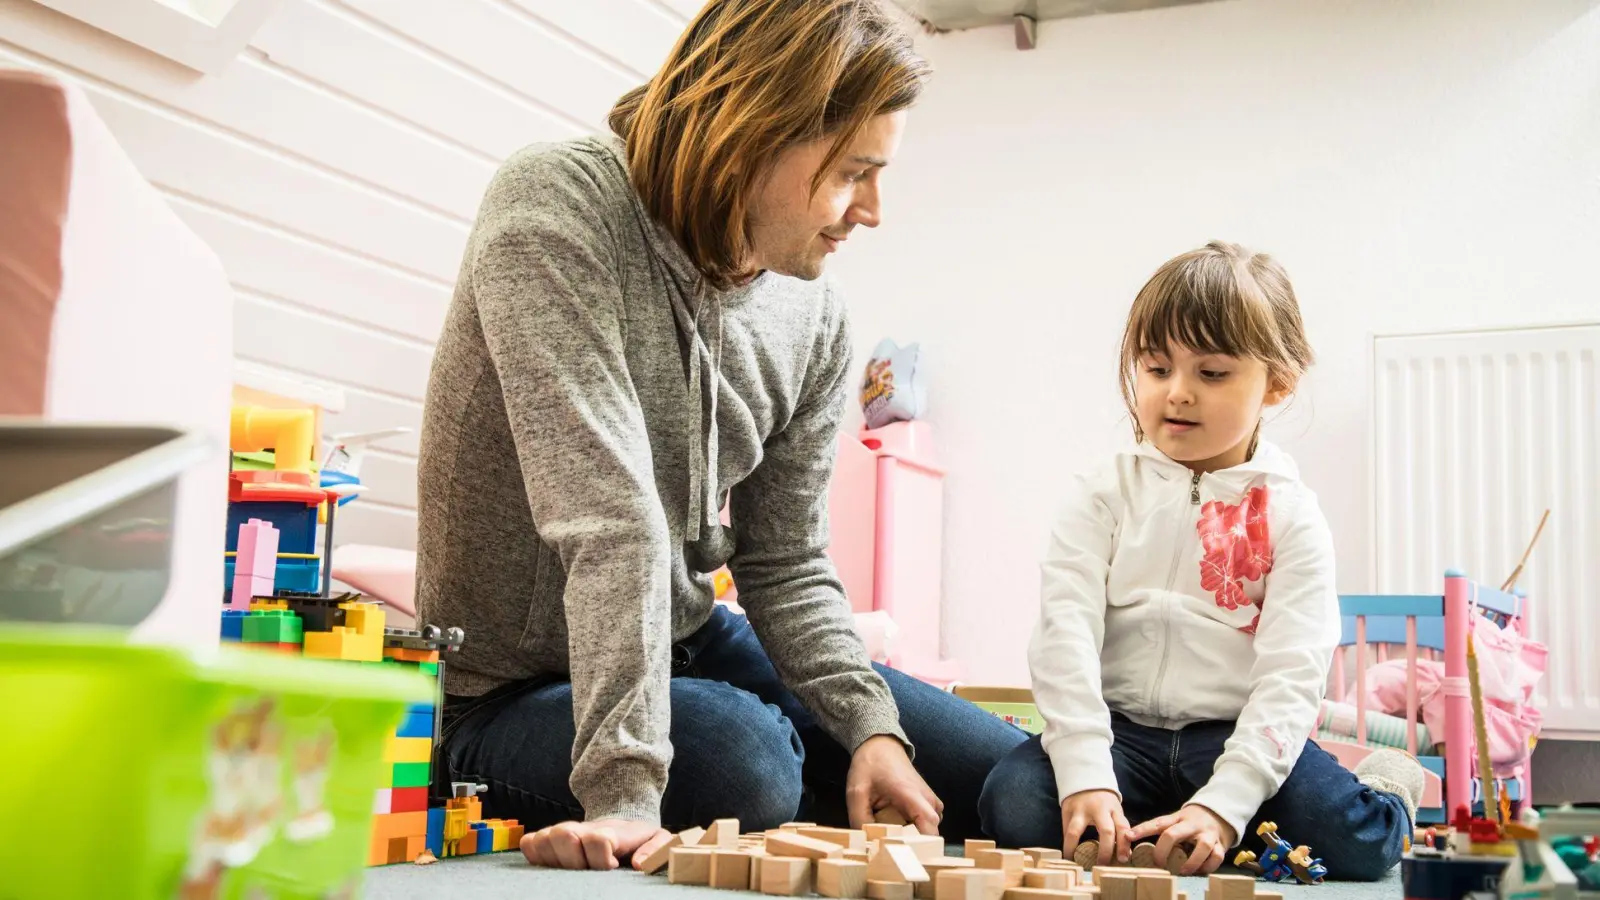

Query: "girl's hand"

xmin=1061 ymin=789 xmax=1131 ymax=866
xmin=1125 ymin=804 xmax=1236 ymax=875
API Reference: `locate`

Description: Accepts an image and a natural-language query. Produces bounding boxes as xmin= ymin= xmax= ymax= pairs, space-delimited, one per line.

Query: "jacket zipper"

xmin=1151 ymin=471 xmax=1202 ymax=721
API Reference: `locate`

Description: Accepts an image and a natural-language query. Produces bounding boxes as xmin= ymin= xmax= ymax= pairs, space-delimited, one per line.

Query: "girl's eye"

xmin=1202 ymin=370 xmax=1230 ymax=380
xmin=842 ymin=170 xmax=868 ymax=184
xmin=1145 ymin=365 xmax=1170 ymax=377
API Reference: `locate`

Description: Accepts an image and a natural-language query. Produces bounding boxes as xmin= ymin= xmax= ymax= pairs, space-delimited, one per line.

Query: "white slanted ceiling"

xmin=0 ymin=0 xmax=695 ymax=550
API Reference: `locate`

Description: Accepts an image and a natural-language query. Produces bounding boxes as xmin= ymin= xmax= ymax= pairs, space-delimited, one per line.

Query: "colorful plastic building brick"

xmin=229 ymin=519 xmax=278 ymax=611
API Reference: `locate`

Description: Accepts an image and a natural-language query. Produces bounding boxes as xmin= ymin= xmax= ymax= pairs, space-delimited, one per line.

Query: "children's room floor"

xmin=361 ymin=851 xmax=1402 ymax=900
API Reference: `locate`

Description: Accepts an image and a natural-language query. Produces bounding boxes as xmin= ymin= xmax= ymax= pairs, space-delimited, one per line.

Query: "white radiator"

xmin=1372 ymin=323 xmax=1599 ymax=739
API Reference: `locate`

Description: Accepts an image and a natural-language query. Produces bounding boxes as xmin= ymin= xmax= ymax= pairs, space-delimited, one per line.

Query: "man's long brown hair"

xmin=609 ymin=0 xmax=929 ymax=290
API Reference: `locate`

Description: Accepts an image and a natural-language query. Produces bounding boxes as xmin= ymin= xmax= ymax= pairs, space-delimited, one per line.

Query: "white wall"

xmin=832 ymin=0 xmax=1600 ymax=685
xmin=0 ymin=0 xmax=701 ymax=551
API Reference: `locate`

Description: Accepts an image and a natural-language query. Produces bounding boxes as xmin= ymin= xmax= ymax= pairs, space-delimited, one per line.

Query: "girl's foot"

xmin=1353 ymin=749 xmax=1427 ymax=824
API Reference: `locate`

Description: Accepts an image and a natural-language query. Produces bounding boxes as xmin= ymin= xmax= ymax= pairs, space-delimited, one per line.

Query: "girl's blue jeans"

xmin=978 ymin=713 xmax=1411 ymax=881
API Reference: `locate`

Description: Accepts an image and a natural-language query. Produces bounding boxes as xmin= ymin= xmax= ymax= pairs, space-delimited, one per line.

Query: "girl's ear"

xmin=1263 ymin=373 xmax=1296 ymax=408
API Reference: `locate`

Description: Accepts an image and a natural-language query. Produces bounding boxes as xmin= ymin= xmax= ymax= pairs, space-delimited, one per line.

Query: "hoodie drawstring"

xmin=666 ymin=276 xmax=723 ymax=542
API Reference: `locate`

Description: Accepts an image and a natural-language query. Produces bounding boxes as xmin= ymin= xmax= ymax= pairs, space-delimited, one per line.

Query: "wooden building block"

xmin=1206 ymin=875 xmax=1255 ymax=900
xmin=1097 ymin=872 xmax=1139 ymax=900
xmin=1128 ymin=844 xmax=1159 ymax=870
xmin=1024 ymin=869 xmax=1073 ymax=890
xmin=885 ymin=834 xmax=947 ymax=862
xmin=805 ymin=827 xmax=870 ymax=851
xmin=780 ymin=822 xmax=819 ymax=832
xmin=703 ymin=818 xmax=740 ymax=848
xmin=965 ymin=840 xmax=998 ymax=857
xmin=749 ymin=852 xmax=767 ymax=887
xmin=918 ymin=858 xmax=978 ymax=899
xmin=847 ymin=849 xmax=874 ymax=863
xmin=1163 ymin=848 xmax=1188 ymax=876
xmin=876 ymin=808 xmax=911 ymax=826
xmin=768 ymin=830 xmax=846 ymax=860
xmin=1023 ymin=848 xmax=1065 ymax=866
xmin=819 ymin=858 xmax=871 ymax=899
xmin=870 ymin=881 xmax=916 ymax=900
xmin=760 ymin=856 xmax=811 ymax=896
xmin=974 ymin=850 xmax=1028 ymax=887
xmin=1043 ymin=861 xmax=1082 ymax=872
xmin=866 ymin=824 xmax=901 ymax=842
xmin=1254 ymin=893 xmax=1283 ymax=900
xmin=936 ymin=868 xmax=1007 ymax=900
xmin=668 ymin=847 xmax=714 ymax=885
xmin=1003 ymin=890 xmax=1080 ymax=899
xmin=710 ymin=850 xmax=753 ymax=889
xmin=868 ymin=843 xmax=932 ymax=884
xmin=758 ymin=851 xmax=806 ymax=890
xmin=640 ymin=827 xmax=708 ymax=875
xmin=1135 ymin=874 xmax=1176 ymax=900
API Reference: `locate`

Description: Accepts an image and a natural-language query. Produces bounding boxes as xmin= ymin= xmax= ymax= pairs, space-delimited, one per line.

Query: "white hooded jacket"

xmin=1029 ymin=439 xmax=1341 ymax=842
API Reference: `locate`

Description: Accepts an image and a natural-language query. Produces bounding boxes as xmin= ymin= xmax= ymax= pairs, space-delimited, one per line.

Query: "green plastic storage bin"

xmin=0 ymin=624 xmax=434 ymax=899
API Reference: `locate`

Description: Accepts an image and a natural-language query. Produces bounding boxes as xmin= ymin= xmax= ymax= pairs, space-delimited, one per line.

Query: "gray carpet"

xmin=361 ymin=851 xmax=1402 ymax=900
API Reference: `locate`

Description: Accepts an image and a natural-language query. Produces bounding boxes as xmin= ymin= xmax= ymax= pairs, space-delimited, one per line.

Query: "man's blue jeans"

xmin=978 ymin=714 xmax=1411 ymax=881
xmin=440 ymin=605 xmax=1028 ymax=839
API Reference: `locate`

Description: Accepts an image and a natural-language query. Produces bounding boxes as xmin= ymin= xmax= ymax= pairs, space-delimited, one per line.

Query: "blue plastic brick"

xmin=426 ymin=808 xmax=445 ymax=858
xmin=273 ymin=558 xmax=321 ymax=594
xmin=406 ymin=702 xmax=435 ymax=717
xmin=397 ymin=711 xmax=433 ymax=739
xmin=472 ymin=822 xmax=493 ymax=854
xmin=221 ymin=610 xmax=248 ymax=642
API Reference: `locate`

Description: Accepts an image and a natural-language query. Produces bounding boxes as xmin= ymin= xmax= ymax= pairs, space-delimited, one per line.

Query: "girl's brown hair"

xmin=1119 ymin=240 xmax=1314 ymax=442
xmin=608 ymin=0 xmax=929 ymax=290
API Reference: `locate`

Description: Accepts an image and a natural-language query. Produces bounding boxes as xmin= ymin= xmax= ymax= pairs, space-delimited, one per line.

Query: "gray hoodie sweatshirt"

xmin=415 ymin=134 xmax=907 ymax=824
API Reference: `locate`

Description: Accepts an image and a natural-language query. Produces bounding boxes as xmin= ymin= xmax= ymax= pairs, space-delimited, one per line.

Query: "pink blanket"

xmin=1359 ymin=614 xmax=1545 ymax=776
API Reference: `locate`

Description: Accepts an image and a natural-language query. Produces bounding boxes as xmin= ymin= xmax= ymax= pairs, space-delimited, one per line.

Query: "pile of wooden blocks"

xmin=640 ymin=819 xmax=1285 ymax=900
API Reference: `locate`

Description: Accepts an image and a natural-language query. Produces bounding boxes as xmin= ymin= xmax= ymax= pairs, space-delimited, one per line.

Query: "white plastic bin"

xmin=0 ymin=421 xmax=210 ymax=626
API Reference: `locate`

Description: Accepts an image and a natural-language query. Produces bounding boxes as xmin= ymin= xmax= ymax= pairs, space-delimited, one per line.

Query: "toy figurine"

xmin=1233 ymin=822 xmax=1325 ymax=885
xmin=1287 ymin=844 xmax=1329 ymax=884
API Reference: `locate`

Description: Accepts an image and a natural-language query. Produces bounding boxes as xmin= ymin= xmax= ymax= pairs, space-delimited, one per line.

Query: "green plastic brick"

xmin=419 ymin=663 xmax=439 ymax=676
xmin=392 ymin=762 xmax=430 ymax=788
xmin=241 ymin=610 xmax=303 ymax=645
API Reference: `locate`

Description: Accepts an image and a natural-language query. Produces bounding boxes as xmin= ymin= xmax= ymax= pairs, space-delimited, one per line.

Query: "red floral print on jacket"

xmin=1197 ymin=485 xmax=1274 ymax=633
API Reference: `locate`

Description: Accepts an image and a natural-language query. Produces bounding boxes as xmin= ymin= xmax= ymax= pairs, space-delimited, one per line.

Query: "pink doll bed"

xmin=1320 ymin=570 xmax=1542 ymax=824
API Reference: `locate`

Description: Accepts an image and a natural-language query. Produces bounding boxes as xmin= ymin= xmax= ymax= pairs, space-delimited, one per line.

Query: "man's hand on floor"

xmin=520 ymin=819 xmax=672 ymax=870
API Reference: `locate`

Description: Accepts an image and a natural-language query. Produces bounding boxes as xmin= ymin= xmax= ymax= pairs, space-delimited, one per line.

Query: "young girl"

xmin=978 ymin=241 xmax=1425 ymax=881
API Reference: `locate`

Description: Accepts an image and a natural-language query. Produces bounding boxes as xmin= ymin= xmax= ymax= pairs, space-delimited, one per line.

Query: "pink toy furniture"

xmin=1320 ymin=570 xmax=1537 ymax=824
xmin=828 ymin=422 xmax=963 ymax=686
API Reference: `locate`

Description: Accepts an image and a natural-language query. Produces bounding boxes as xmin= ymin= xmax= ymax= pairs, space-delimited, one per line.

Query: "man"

xmin=416 ymin=0 xmax=1025 ymax=871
